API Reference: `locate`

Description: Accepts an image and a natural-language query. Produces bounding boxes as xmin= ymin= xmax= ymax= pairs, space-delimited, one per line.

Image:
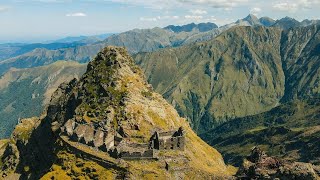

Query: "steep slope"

xmin=272 ymin=17 xmax=301 ymax=29
xmin=301 ymin=19 xmax=320 ymax=27
xmin=0 ymin=61 xmax=86 ymax=138
xmin=259 ymin=17 xmax=276 ymax=27
xmin=201 ymin=98 xmax=320 ymax=166
xmin=280 ymin=25 xmax=320 ymax=101
xmin=0 ymin=46 xmax=234 ymax=179
xmin=135 ymin=26 xmax=285 ymax=133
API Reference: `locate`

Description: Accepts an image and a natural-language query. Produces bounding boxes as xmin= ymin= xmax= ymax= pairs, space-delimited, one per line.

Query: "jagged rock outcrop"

xmin=236 ymin=147 xmax=320 ymax=179
xmin=0 ymin=143 xmax=19 ymax=178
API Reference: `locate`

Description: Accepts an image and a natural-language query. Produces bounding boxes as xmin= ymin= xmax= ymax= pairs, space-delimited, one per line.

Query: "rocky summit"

xmin=0 ymin=46 xmax=235 ymax=179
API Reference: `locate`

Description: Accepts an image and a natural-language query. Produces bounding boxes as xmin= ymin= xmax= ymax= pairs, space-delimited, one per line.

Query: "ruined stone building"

xmin=61 ymin=119 xmax=123 ymax=152
xmin=150 ymin=127 xmax=185 ymax=151
xmin=61 ymin=119 xmax=185 ymax=160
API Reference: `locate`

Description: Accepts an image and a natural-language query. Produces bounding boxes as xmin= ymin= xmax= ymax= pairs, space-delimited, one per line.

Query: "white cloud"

xmin=108 ymin=0 xmax=180 ymax=9
xmin=0 ymin=6 xmax=10 ymax=12
xmin=273 ymin=2 xmax=298 ymax=12
xmin=107 ymin=0 xmax=249 ymax=10
xmin=157 ymin=16 xmax=180 ymax=20
xmin=32 ymin=0 xmax=72 ymax=2
xmin=66 ymin=12 xmax=87 ymax=17
xmin=190 ymin=9 xmax=207 ymax=15
xmin=250 ymin=7 xmax=261 ymax=16
xmin=273 ymin=0 xmax=320 ymax=12
xmin=140 ymin=16 xmax=180 ymax=22
xmin=185 ymin=15 xmax=203 ymax=20
xmin=139 ymin=17 xmax=158 ymax=22
xmin=177 ymin=0 xmax=249 ymax=9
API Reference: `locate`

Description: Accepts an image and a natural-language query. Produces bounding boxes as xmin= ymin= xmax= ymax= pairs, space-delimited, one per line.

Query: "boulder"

xmin=83 ymin=126 xmax=95 ymax=145
xmin=64 ymin=119 xmax=75 ymax=136
xmin=93 ymin=130 xmax=105 ymax=148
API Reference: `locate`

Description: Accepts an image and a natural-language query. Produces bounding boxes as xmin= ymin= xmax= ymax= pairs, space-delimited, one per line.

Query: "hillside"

xmin=0 ymin=46 xmax=235 ymax=179
xmin=135 ymin=25 xmax=320 ymax=134
xmin=135 ymin=26 xmax=285 ymax=133
xmin=0 ymin=61 xmax=86 ymax=138
xmin=201 ymin=98 xmax=320 ymax=166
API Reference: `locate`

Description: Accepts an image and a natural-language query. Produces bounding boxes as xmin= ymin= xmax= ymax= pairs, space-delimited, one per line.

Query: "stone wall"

xmin=61 ymin=119 xmax=120 ymax=152
xmin=150 ymin=127 xmax=185 ymax=151
xmin=120 ymin=149 xmax=155 ymax=160
xmin=159 ymin=136 xmax=185 ymax=151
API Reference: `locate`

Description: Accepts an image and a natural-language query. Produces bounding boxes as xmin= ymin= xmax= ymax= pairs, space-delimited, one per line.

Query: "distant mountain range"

xmin=0 ymin=14 xmax=319 ymax=75
xmin=0 ymin=15 xmax=319 ymax=76
xmin=48 ymin=33 xmax=115 ymax=44
xmin=164 ymin=22 xmax=218 ymax=33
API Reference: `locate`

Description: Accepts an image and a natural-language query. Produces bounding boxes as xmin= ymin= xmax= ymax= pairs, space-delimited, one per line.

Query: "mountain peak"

xmin=244 ymin=14 xmax=259 ymax=20
xmin=236 ymin=14 xmax=261 ymax=26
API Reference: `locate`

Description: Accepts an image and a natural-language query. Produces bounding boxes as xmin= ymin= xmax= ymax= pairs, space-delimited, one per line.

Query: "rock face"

xmin=0 ymin=46 xmax=234 ymax=179
xmin=236 ymin=147 xmax=320 ymax=179
xmin=0 ymin=143 xmax=19 ymax=178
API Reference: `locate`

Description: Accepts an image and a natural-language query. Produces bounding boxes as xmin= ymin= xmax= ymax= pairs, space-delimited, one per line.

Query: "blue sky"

xmin=0 ymin=0 xmax=319 ymax=43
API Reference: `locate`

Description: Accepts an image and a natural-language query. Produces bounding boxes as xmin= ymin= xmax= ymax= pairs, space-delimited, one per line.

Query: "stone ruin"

xmin=61 ymin=119 xmax=186 ymax=160
xmin=61 ymin=119 xmax=123 ymax=153
xmin=150 ymin=127 xmax=185 ymax=151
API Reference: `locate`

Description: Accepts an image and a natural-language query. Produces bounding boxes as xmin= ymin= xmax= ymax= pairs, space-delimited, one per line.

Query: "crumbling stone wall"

xmin=61 ymin=120 xmax=120 ymax=152
xmin=159 ymin=136 xmax=185 ymax=151
xmin=150 ymin=127 xmax=185 ymax=151
xmin=120 ymin=149 xmax=155 ymax=160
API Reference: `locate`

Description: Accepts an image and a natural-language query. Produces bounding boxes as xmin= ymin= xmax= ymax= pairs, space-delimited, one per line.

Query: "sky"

xmin=0 ymin=0 xmax=319 ymax=43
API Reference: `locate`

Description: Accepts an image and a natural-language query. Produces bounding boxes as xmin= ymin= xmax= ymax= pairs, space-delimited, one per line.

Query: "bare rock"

xmin=237 ymin=147 xmax=320 ymax=179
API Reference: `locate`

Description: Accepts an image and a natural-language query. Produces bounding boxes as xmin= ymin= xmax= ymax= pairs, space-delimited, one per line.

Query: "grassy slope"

xmin=201 ymin=98 xmax=320 ymax=166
